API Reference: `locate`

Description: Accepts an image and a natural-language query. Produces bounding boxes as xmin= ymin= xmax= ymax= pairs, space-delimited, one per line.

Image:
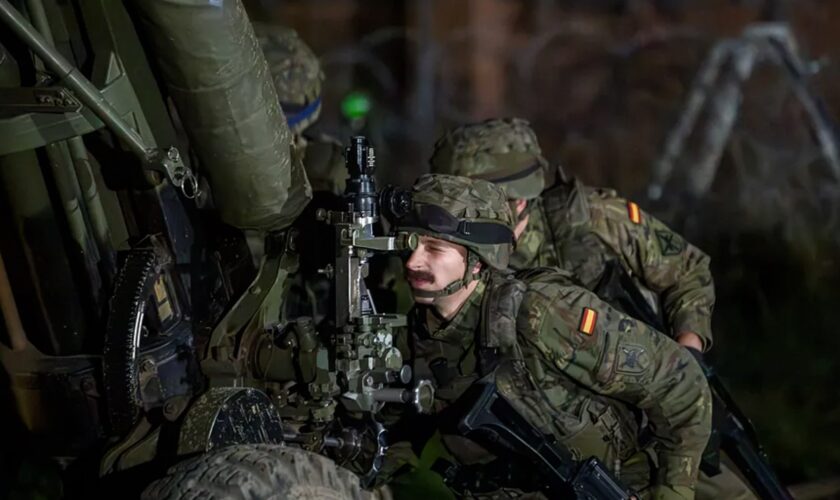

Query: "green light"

xmin=341 ymin=91 xmax=371 ymax=120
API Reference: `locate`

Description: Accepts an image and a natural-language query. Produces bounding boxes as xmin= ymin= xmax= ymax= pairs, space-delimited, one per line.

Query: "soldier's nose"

xmin=404 ymin=248 xmax=423 ymax=270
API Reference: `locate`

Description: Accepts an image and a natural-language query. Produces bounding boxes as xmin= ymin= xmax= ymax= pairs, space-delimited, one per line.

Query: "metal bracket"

xmin=158 ymin=147 xmax=199 ymax=199
xmin=140 ymin=146 xmax=199 ymax=199
xmin=0 ymin=86 xmax=82 ymax=116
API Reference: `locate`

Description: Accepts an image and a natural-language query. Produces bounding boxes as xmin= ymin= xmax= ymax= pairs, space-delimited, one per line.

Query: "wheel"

xmin=103 ymin=249 xmax=160 ymax=435
xmin=141 ymin=444 xmax=374 ymax=500
xmin=103 ymin=246 xmax=188 ymax=436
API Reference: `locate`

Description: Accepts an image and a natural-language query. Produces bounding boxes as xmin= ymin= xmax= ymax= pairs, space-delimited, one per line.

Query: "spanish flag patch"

xmin=579 ymin=307 xmax=598 ymax=335
xmin=627 ymin=201 xmax=642 ymax=225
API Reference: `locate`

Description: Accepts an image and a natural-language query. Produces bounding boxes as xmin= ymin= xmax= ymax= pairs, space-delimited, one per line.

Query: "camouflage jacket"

xmin=511 ymin=179 xmax=715 ymax=349
xmin=389 ymin=270 xmax=712 ymax=499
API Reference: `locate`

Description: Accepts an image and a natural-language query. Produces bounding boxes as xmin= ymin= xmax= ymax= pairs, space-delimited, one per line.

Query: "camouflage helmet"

xmin=429 ymin=118 xmax=548 ymax=200
xmin=254 ymin=23 xmax=324 ymax=134
xmin=399 ymin=174 xmax=514 ymax=287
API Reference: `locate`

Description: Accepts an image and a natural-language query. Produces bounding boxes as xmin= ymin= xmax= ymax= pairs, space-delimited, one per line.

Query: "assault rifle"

xmin=439 ymin=374 xmax=636 ymax=499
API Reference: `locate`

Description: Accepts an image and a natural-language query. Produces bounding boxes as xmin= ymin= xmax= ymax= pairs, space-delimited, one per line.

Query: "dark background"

xmin=248 ymin=0 xmax=840 ymax=492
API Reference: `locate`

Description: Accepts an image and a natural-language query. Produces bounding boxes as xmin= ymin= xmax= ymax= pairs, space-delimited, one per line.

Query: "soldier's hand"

xmin=675 ymin=331 xmax=704 ymax=352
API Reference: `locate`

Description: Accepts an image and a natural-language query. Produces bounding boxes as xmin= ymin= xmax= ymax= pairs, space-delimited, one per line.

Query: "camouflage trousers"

xmin=696 ymin=455 xmax=757 ymax=500
xmin=620 ymin=448 xmax=756 ymax=500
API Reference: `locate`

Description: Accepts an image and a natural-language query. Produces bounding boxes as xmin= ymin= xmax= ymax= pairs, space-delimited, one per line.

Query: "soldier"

xmin=384 ymin=174 xmax=711 ymax=499
xmin=429 ymin=118 xmax=755 ymax=499
xmin=430 ymin=118 xmax=712 ymax=353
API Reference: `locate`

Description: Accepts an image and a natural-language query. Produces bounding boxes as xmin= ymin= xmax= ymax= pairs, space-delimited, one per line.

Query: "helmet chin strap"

xmin=411 ymin=252 xmax=481 ymax=299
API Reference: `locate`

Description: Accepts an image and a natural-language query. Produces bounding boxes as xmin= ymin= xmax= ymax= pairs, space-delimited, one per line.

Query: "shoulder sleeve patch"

xmin=578 ymin=307 xmax=598 ymax=335
xmin=626 ymin=201 xmax=642 ymax=225
xmin=615 ymin=342 xmax=650 ymax=375
xmin=655 ymin=229 xmax=686 ymax=256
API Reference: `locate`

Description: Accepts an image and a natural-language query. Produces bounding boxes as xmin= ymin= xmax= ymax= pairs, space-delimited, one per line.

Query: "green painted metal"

xmin=68 ymin=136 xmax=113 ymax=261
xmin=78 ymin=0 xmax=177 ymax=150
xmin=0 ymin=40 xmax=86 ymax=355
xmin=25 ymin=0 xmax=54 ymax=46
xmin=0 ymin=60 xmax=138 ymax=156
xmin=0 ymin=0 xmax=153 ymax=160
xmin=29 ymin=0 xmax=109 ymax=316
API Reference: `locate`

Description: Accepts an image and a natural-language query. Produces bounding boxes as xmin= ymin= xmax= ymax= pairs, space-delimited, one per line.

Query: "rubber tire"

xmin=103 ymin=249 xmax=157 ymax=436
xmin=141 ymin=444 xmax=373 ymax=500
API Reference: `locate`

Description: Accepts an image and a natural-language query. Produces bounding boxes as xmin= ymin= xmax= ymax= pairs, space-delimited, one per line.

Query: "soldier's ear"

xmin=515 ymin=198 xmax=527 ymax=216
xmin=471 ymin=260 xmax=482 ymax=275
xmin=507 ymin=198 xmax=527 ymax=218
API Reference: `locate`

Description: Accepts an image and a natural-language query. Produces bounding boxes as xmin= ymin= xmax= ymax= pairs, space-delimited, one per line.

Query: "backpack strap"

xmin=540 ymin=178 xmax=591 ymax=226
xmin=539 ymin=178 xmax=592 ymax=259
xmin=477 ymin=271 xmax=527 ymax=375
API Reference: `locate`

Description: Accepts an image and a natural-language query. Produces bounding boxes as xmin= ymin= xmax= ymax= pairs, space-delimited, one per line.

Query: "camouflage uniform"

xmin=430 ymin=118 xmax=715 ymax=349
xmin=430 ymin=119 xmax=756 ymax=498
xmin=385 ymin=174 xmax=712 ymax=499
